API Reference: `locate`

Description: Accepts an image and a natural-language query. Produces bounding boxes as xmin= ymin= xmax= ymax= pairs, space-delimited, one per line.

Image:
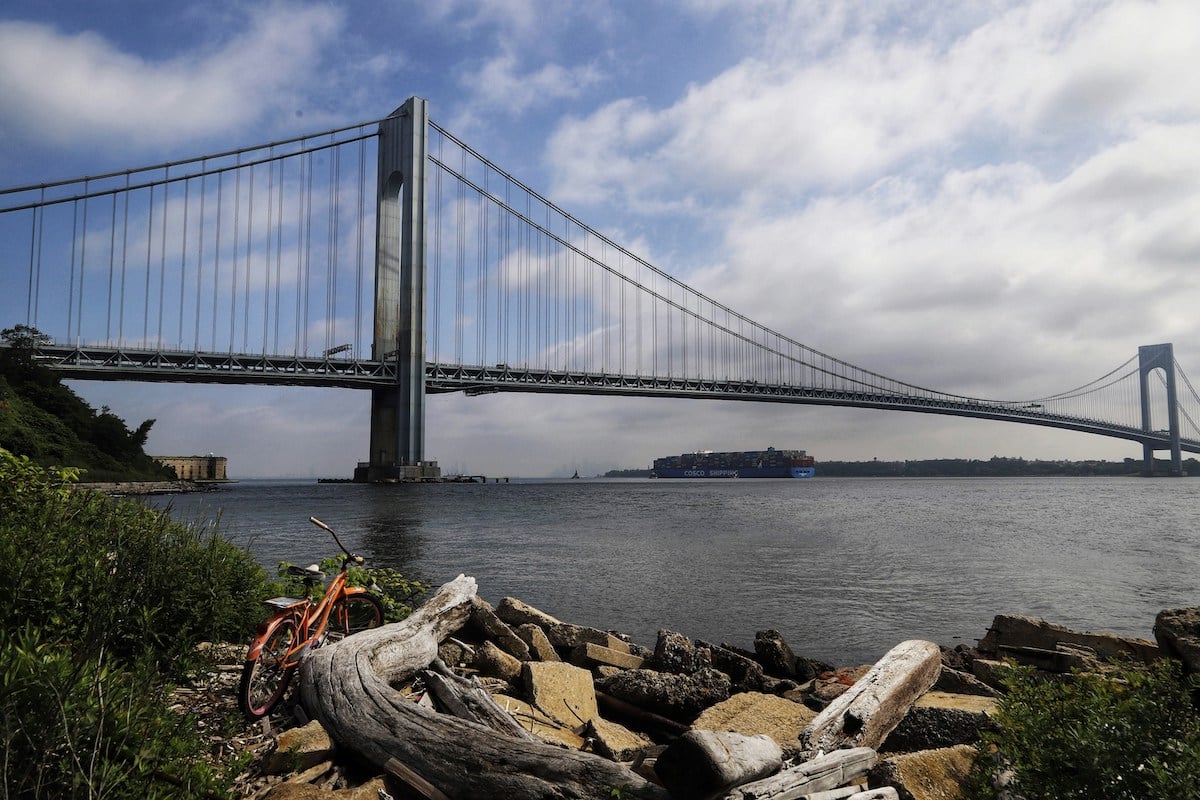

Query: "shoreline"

xmin=77 ymin=479 xmax=231 ymax=496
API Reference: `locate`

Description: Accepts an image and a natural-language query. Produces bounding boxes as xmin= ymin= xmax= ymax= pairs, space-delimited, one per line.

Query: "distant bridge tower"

xmin=1138 ymin=343 xmax=1182 ymax=476
xmin=366 ymin=96 xmax=434 ymax=482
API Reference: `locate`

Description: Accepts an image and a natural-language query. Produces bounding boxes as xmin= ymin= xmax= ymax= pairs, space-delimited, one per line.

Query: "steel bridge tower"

xmin=1138 ymin=343 xmax=1183 ymax=476
xmin=363 ymin=97 xmax=437 ymax=482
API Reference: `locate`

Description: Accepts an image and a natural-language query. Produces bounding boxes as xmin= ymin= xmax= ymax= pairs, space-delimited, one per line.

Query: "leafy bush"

xmin=970 ymin=660 xmax=1200 ymax=799
xmin=0 ymin=448 xmax=275 ymax=798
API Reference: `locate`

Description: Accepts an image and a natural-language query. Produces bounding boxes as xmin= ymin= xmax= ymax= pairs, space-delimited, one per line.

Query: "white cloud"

xmin=0 ymin=3 xmax=344 ymax=150
xmin=459 ymin=52 xmax=603 ymax=115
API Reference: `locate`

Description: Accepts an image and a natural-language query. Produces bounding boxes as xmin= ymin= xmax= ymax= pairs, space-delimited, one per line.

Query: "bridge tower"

xmin=1138 ymin=343 xmax=1183 ymax=476
xmin=364 ymin=97 xmax=436 ymax=482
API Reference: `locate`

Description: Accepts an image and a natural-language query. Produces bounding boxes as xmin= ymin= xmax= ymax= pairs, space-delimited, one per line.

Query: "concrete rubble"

xmin=215 ymin=598 xmax=1195 ymax=800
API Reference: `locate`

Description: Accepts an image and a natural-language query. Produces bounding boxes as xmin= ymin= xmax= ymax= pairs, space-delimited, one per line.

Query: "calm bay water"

xmin=149 ymin=476 xmax=1200 ymax=665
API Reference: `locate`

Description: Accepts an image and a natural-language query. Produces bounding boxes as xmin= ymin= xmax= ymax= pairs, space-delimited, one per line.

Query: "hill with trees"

xmin=0 ymin=325 xmax=175 ymax=481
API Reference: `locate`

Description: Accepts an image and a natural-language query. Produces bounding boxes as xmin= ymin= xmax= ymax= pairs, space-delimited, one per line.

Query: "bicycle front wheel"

xmin=238 ymin=615 xmax=299 ymax=719
xmin=330 ymin=593 xmax=384 ymax=638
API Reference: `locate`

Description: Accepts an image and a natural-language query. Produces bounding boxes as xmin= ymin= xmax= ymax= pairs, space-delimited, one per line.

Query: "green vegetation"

xmin=0 ymin=324 xmax=175 ymax=481
xmin=0 ymin=448 xmax=274 ymax=798
xmin=970 ymin=661 xmax=1200 ymax=799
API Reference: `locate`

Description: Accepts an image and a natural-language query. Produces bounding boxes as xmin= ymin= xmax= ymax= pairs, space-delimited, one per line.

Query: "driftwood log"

xmin=299 ymin=575 xmax=667 ymax=800
xmin=655 ymin=729 xmax=782 ymax=798
xmin=718 ymin=747 xmax=878 ymax=799
xmin=799 ymin=639 xmax=941 ymax=759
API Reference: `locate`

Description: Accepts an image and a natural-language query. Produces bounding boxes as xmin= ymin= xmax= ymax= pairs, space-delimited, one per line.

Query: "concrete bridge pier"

xmin=364 ymin=96 xmax=439 ymax=482
xmin=1138 ymin=343 xmax=1183 ymax=476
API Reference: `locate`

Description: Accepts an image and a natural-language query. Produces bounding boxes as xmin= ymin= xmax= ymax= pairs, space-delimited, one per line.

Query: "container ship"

xmin=651 ymin=447 xmax=815 ymax=479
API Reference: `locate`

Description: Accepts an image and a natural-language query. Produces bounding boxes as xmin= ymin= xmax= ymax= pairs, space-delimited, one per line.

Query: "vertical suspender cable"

xmin=196 ymin=170 xmax=206 ymax=351
xmin=144 ymin=184 xmax=154 ymax=345
xmin=157 ymin=173 xmax=168 ymax=349
xmin=26 ymin=195 xmax=40 ymax=326
xmin=355 ymin=134 xmax=365 ymax=357
xmin=212 ymin=170 xmax=223 ymax=351
xmin=105 ymin=189 xmax=116 ymax=342
xmin=245 ymin=158 xmax=254 ymax=352
xmin=265 ymin=155 xmax=276 ymax=352
xmin=78 ymin=183 xmax=90 ymax=344
xmin=118 ymin=177 xmax=130 ymax=346
xmin=180 ymin=177 xmax=190 ymax=349
xmin=432 ymin=141 xmax=442 ymax=362
xmin=232 ymin=158 xmax=242 ymax=351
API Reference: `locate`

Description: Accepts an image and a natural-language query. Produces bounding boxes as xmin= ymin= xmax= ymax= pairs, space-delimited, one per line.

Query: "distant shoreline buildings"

xmin=153 ymin=454 xmax=228 ymax=481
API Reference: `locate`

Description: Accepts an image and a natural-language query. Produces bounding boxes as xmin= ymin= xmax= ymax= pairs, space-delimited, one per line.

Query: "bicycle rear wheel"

xmin=329 ymin=593 xmax=384 ymax=638
xmin=238 ymin=615 xmax=299 ymax=719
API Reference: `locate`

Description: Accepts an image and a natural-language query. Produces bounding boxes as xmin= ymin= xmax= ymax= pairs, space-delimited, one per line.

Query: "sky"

xmin=3 ymin=0 xmax=1200 ymax=478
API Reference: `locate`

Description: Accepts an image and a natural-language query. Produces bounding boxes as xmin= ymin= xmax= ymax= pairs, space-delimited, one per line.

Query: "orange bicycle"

xmin=238 ymin=516 xmax=384 ymax=719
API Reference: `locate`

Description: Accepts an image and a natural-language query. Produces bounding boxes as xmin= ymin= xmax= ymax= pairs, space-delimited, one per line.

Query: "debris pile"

xmin=222 ymin=576 xmax=1185 ymax=800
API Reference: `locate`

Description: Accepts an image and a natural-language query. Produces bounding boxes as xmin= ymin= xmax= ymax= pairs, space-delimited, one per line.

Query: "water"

xmin=149 ymin=476 xmax=1200 ymax=666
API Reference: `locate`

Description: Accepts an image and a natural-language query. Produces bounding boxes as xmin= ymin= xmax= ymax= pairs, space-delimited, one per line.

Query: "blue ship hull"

xmin=652 ymin=466 xmax=815 ymax=479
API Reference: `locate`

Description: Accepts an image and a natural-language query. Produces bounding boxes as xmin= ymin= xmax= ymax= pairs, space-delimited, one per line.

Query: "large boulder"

xmin=1154 ymin=607 xmax=1200 ymax=674
xmin=880 ymin=692 xmax=997 ymax=753
xmin=652 ymin=629 xmax=711 ymax=674
xmin=692 ymin=691 xmax=817 ymax=759
xmin=595 ymin=667 xmax=731 ymax=722
xmin=977 ymin=614 xmax=1158 ymax=664
xmin=868 ymin=744 xmax=976 ymax=800
xmin=699 ymin=640 xmax=766 ymax=693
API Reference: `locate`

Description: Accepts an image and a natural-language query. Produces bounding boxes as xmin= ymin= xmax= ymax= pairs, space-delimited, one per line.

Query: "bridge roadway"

xmin=30 ymin=344 xmax=1200 ymax=454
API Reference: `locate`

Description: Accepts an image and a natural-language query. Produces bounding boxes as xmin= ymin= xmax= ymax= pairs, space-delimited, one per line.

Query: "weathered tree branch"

xmin=299 ymin=575 xmax=667 ymax=800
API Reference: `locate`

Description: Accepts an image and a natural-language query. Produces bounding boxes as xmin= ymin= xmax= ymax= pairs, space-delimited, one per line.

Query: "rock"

xmin=437 ymin=638 xmax=475 ymax=668
xmin=653 ymin=629 xmax=711 ymax=674
xmin=867 ymin=744 xmax=977 ymax=800
xmin=933 ymin=666 xmax=999 ymax=698
xmin=1154 ymin=607 xmax=1200 ymax=674
xmin=754 ymin=629 xmax=798 ymax=678
xmin=492 ymin=692 xmax=586 ymax=749
xmin=656 ymin=729 xmax=783 ymax=800
xmin=266 ymin=720 xmax=333 ymax=774
xmin=595 ymin=667 xmax=731 ymax=722
xmin=588 ymin=716 xmax=654 ymax=761
xmin=475 ymin=640 xmax=522 ymax=682
xmin=496 ymin=597 xmax=630 ymax=652
xmin=811 ymin=665 xmax=872 ymax=706
xmin=693 ymin=691 xmax=817 ymax=759
xmin=880 ymin=692 xmax=997 ymax=753
xmin=515 ymin=622 xmax=560 ymax=661
xmin=977 ymin=614 xmax=1158 ymax=664
xmin=969 ymin=658 xmax=1007 ymax=691
xmin=570 ymin=642 xmax=645 ymax=670
xmin=471 ymin=597 xmax=531 ymax=660
xmin=523 ymin=661 xmax=598 ymax=730
xmin=700 ymin=640 xmax=766 ymax=693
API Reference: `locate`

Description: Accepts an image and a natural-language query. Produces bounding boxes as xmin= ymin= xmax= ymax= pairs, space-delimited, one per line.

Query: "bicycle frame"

xmin=246 ymin=562 xmax=372 ymax=669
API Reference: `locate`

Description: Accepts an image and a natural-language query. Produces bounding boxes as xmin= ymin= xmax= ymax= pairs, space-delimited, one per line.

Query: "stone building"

xmin=154 ymin=454 xmax=228 ymax=481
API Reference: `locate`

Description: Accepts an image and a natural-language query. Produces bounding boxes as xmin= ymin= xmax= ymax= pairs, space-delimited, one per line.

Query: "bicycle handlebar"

xmin=309 ymin=516 xmax=361 ymax=562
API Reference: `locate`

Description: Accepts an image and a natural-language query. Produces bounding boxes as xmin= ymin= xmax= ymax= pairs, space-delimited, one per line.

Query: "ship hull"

xmin=652 ymin=466 xmax=815 ymax=479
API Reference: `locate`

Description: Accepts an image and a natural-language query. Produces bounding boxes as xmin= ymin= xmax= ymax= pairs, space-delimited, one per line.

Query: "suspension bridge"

xmin=2 ymin=97 xmax=1198 ymax=478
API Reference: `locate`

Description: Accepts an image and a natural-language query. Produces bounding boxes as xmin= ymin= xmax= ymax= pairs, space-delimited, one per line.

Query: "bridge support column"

xmin=1138 ymin=343 xmax=1182 ymax=477
xmin=366 ymin=97 xmax=437 ymax=482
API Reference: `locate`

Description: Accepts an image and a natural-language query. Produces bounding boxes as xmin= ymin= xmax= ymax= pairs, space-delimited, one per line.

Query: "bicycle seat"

xmin=286 ymin=564 xmax=325 ymax=580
